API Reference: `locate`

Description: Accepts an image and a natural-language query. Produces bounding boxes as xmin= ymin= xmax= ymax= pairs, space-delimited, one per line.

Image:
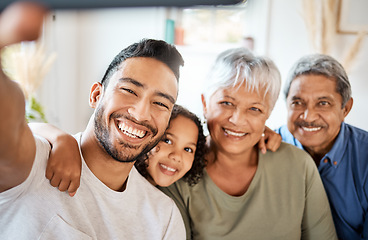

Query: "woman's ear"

xmin=89 ymin=82 xmax=103 ymax=108
xmin=201 ymin=94 xmax=207 ymax=118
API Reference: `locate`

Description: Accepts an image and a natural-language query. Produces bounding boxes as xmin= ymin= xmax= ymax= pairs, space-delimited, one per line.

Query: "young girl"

xmin=135 ymin=104 xmax=207 ymax=187
xmin=31 ymin=104 xmax=207 ymax=194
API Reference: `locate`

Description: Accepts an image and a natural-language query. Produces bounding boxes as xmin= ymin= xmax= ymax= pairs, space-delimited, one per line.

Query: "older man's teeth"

xmin=160 ymin=164 xmax=176 ymax=172
xmin=118 ymin=122 xmax=145 ymax=138
xmin=302 ymin=127 xmax=321 ymax=132
xmin=225 ymin=129 xmax=246 ymax=137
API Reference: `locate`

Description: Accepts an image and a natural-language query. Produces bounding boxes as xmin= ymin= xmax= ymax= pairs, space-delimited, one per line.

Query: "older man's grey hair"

xmin=202 ymin=48 xmax=281 ymax=112
xmin=283 ymin=53 xmax=352 ymax=107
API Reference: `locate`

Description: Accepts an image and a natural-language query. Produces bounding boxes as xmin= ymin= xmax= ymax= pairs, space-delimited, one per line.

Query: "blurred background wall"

xmin=29 ymin=0 xmax=367 ymax=133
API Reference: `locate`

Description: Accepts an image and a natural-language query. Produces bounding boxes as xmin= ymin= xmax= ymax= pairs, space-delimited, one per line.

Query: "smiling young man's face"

xmin=90 ymin=57 xmax=178 ymax=162
xmin=286 ymin=74 xmax=352 ymax=155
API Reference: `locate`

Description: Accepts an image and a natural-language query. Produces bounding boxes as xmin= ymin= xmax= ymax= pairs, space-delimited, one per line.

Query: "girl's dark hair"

xmin=135 ymin=104 xmax=207 ymax=186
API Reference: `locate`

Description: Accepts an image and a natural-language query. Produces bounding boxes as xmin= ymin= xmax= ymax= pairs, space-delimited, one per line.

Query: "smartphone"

xmin=0 ymin=0 xmax=244 ymax=11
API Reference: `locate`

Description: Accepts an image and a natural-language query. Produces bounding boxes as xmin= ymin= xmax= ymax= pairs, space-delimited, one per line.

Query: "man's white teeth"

xmin=302 ymin=127 xmax=321 ymax=132
xmin=160 ymin=164 xmax=176 ymax=172
xmin=225 ymin=129 xmax=246 ymax=137
xmin=118 ymin=122 xmax=145 ymax=138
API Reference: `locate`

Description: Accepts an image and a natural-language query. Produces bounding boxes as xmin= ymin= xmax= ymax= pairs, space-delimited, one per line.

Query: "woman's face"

xmin=146 ymin=115 xmax=198 ymax=187
xmin=202 ymin=83 xmax=270 ymax=156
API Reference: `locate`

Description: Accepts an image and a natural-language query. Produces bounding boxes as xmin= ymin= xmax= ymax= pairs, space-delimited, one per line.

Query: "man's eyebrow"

xmin=291 ymin=96 xmax=302 ymax=100
xmin=119 ymin=77 xmax=144 ymax=87
xmin=317 ymin=96 xmax=333 ymax=101
xmin=119 ymin=77 xmax=176 ymax=104
xmin=156 ymin=91 xmax=176 ymax=104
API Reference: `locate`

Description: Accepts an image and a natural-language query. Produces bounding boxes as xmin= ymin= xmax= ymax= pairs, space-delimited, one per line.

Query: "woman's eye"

xmin=219 ymin=101 xmax=233 ymax=106
xmin=250 ymin=107 xmax=261 ymax=112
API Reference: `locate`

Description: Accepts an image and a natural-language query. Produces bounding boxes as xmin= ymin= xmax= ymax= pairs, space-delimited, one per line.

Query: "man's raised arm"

xmin=0 ymin=2 xmax=47 ymax=192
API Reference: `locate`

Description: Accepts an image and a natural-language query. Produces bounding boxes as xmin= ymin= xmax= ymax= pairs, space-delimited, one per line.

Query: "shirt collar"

xmin=321 ymin=122 xmax=347 ymax=168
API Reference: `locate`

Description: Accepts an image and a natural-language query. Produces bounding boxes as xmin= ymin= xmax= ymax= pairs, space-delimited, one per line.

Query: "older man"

xmin=276 ymin=53 xmax=368 ymax=240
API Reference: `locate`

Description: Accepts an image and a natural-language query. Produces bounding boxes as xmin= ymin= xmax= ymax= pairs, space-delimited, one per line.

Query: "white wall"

xmin=40 ymin=8 xmax=167 ymax=133
xmin=38 ymin=0 xmax=368 ymax=134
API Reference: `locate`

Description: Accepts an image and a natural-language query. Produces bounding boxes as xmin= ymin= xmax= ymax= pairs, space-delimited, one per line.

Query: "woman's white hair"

xmin=202 ymin=48 xmax=281 ymax=112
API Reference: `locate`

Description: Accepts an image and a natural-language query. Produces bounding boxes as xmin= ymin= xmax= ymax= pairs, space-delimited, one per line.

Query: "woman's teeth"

xmin=225 ymin=129 xmax=246 ymax=137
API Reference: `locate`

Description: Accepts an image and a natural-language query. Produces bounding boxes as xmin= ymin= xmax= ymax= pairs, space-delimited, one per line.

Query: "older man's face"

xmin=286 ymin=74 xmax=352 ymax=154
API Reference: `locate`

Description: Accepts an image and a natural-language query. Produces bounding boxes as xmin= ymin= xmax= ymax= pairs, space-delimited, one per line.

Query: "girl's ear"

xmin=201 ymin=94 xmax=207 ymax=118
xmin=89 ymin=82 xmax=103 ymax=108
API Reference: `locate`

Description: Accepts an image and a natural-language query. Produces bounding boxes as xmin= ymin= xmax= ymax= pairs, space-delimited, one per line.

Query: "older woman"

xmin=160 ymin=48 xmax=337 ymax=239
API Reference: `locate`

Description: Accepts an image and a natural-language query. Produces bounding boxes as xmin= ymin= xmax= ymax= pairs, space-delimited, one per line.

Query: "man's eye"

xmin=319 ymin=101 xmax=330 ymax=106
xmin=121 ymin=88 xmax=137 ymax=96
xmin=154 ymin=102 xmax=169 ymax=110
xmin=291 ymin=101 xmax=302 ymax=106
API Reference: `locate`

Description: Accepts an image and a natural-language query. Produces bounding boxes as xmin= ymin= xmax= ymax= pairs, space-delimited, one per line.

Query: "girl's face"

xmin=146 ymin=115 xmax=198 ymax=187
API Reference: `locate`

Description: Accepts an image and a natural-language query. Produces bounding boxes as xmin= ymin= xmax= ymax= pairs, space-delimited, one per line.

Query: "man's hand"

xmin=0 ymin=2 xmax=48 ymax=192
xmin=258 ymin=126 xmax=282 ymax=154
xmin=0 ymin=1 xmax=46 ymax=48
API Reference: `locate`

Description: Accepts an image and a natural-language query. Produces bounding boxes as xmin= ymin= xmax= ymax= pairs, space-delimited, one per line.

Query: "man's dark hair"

xmin=101 ymin=39 xmax=184 ymax=88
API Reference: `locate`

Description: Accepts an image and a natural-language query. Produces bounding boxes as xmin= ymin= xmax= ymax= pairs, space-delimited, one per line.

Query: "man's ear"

xmin=89 ymin=82 xmax=103 ymax=108
xmin=343 ymin=97 xmax=353 ymax=118
xmin=201 ymin=94 xmax=207 ymax=118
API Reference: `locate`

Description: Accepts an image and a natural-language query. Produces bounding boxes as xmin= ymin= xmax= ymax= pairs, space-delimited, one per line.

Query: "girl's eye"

xmin=163 ymin=138 xmax=172 ymax=145
xmin=184 ymin=147 xmax=194 ymax=153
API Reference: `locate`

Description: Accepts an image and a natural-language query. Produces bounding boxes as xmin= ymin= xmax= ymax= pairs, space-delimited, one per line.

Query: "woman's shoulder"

xmin=263 ymin=142 xmax=315 ymax=169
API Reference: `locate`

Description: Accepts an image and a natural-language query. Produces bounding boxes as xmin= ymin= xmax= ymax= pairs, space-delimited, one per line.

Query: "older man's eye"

xmin=319 ymin=101 xmax=330 ymax=106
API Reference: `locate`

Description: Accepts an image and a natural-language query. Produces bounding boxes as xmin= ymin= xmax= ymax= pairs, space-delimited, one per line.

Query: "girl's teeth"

xmin=160 ymin=164 xmax=176 ymax=172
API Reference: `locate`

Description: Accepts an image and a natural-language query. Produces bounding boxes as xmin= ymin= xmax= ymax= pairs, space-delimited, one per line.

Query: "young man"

xmin=277 ymin=53 xmax=368 ymax=240
xmin=0 ymin=2 xmax=185 ymax=239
